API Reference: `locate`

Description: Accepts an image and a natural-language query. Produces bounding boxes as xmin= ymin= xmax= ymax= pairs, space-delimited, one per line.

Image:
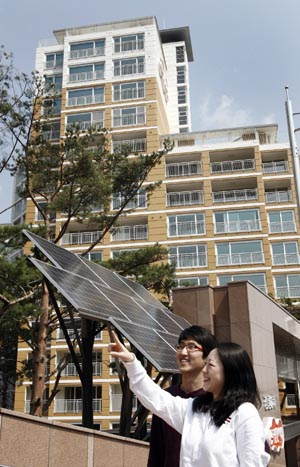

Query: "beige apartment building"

xmin=13 ymin=16 xmax=300 ymax=430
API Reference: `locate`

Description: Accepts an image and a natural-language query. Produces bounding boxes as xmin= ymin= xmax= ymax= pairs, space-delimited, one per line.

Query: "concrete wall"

xmin=0 ymin=409 xmax=149 ymax=467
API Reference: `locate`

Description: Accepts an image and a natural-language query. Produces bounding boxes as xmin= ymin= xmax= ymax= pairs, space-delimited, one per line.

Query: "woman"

xmin=109 ymin=331 xmax=270 ymax=467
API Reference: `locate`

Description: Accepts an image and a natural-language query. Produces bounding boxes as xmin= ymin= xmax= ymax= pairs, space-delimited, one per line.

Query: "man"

xmin=147 ymin=325 xmax=218 ymax=467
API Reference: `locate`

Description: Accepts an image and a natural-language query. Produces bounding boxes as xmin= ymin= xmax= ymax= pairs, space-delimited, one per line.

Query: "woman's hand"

xmin=108 ymin=330 xmax=135 ymax=363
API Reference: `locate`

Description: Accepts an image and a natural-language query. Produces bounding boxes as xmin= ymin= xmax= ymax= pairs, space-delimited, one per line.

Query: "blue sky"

xmin=1 ymin=0 xmax=300 ymax=222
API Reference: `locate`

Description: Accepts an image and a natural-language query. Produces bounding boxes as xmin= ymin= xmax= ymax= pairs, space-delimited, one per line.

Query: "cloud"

xmin=196 ymin=94 xmax=275 ymax=131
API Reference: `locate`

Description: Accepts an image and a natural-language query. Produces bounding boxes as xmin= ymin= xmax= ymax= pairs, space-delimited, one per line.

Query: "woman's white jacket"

xmin=125 ymin=358 xmax=270 ymax=467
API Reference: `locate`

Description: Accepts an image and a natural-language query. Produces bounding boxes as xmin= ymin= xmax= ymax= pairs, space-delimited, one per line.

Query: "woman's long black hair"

xmin=193 ymin=342 xmax=261 ymax=427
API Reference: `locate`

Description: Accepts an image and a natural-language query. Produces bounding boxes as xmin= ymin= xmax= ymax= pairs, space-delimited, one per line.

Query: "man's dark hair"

xmin=178 ymin=325 xmax=218 ymax=358
xmin=193 ymin=342 xmax=261 ymax=426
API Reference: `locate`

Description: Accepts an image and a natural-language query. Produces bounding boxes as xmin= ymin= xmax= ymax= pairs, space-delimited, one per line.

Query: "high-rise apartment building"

xmin=14 ymin=16 xmax=300 ymax=429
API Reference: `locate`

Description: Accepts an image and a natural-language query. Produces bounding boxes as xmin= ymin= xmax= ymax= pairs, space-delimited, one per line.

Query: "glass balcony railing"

xmin=61 ymin=361 xmax=102 ymax=376
xmin=211 ymin=159 xmax=255 ymax=173
xmin=111 ymin=225 xmax=148 ymax=241
xmin=167 ymin=190 xmax=204 ymax=206
xmin=113 ymin=113 xmax=145 ymax=127
xmin=54 ymin=398 xmax=101 ymax=413
xmin=69 ymin=70 xmax=104 ymax=83
xmin=170 ymin=253 xmax=207 ymax=268
xmin=60 ymin=231 xmax=102 ymax=245
xmin=112 ymin=138 xmax=146 ymax=153
xmin=212 ymin=189 xmax=258 ymax=203
xmin=69 ymin=47 xmax=105 ymax=59
xmin=217 ymin=252 xmax=264 ymax=266
xmin=265 ymin=191 xmax=292 ymax=203
xmin=269 ymin=221 xmax=296 ymax=233
xmin=67 ymin=94 xmax=104 ymax=107
xmin=169 ymin=221 xmax=205 ymax=237
xmin=276 ymin=286 xmax=300 ymax=298
xmin=263 ymin=161 xmax=288 ymax=173
xmin=215 ymin=219 xmax=261 ymax=233
xmin=166 ymin=161 xmax=202 ymax=177
xmin=110 ymin=394 xmax=138 ymax=411
xmin=272 ymin=253 xmax=300 ymax=265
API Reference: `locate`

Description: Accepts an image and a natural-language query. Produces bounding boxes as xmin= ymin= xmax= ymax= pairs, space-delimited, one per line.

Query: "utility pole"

xmin=285 ymin=86 xmax=300 ymax=220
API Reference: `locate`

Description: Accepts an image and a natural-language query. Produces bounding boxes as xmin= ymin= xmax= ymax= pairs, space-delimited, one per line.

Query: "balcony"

xmin=265 ymin=190 xmax=292 ymax=203
xmin=67 ymin=120 xmax=103 ymax=131
xmin=114 ymin=63 xmax=144 ymax=76
xmin=113 ymin=112 xmax=146 ymax=127
xmin=215 ymin=219 xmax=261 ymax=233
xmin=67 ymin=94 xmax=104 ymax=107
xmin=263 ymin=161 xmax=288 ymax=173
xmin=61 ymin=361 xmax=102 ymax=376
xmin=167 ymin=190 xmax=204 ymax=207
xmin=169 ymin=221 xmax=205 ymax=237
xmin=60 ymin=231 xmax=102 ymax=245
xmin=69 ymin=70 xmax=104 ymax=83
xmin=69 ymin=47 xmax=105 ymax=60
xmin=212 ymin=188 xmax=258 ymax=203
xmin=217 ymin=252 xmax=264 ymax=266
xmin=54 ymin=398 xmax=102 ymax=413
xmin=166 ymin=161 xmax=202 ymax=178
xmin=111 ymin=225 xmax=148 ymax=241
xmin=272 ymin=253 xmax=300 ymax=265
xmin=115 ymin=39 xmax=144 ymax=53
xmin=269 ymin=221 xmax=296 ymax=233
xmin=112 ymin=138 xmax=146 ymax=153
xmin=112 ymin=192 xmax=147 ymax=210
xmin=211 ymin=159 xmax=255 ymax=173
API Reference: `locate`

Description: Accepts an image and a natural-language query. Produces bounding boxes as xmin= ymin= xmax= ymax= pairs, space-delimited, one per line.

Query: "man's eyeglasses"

xmin=175 ymin=343 xmax=203 ymax=353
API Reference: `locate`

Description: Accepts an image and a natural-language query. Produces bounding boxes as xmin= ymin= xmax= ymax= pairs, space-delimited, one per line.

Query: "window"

xmin=176 ymin=277 xmax=209 ymax=287
xmin=69 ymin=63 xmax=104 ymax=83
xmin=112 ymin=106 xmax=145 ymax=127
xmin=67 ymin=87 xmax=104 ymax=106
xmin=176 ymin=46 xmax=185 ymax=63
xmin=179 ymin=106 xmax=188 ymax=126
xmin=113 ymin=81 xmax=145 ymax=101
xmin=168 ymin=213 xmax=205 ymax=237
xmin=275 ymin=274 xmax=300 ymax=298
xmin=113 ymin=57 xmax=144 ymax=77
xmin=216 ymin=241 xmax=264 ymax=266
xmin=169 ymin=244 xmax=207 ymax=268
xmin=36 ymin=202 xmax=56 ymax=221
xmin=42 ymin=121 xmax=60 ymax=140
xmin=45 ymin=74 xmax=62 ymax=91
xmin=214 ymin=209 xmax=261 ymax=233
xmin=271 ymin=242 xmax=299 ymax=265
xmin=177 ymin=66 xmax=186 ymax=84
xmin=218 ymin=273 xmax=267 ymax=293
xmin=43 ymin=98 xmax=61 ymax=115
xmin=86 ymin=251 xmax=103 ymax=262
xmin=268 ymin=210 xmax=296 ymax=233
xmin=45 ymin=52 xmax=63 ymax=69
xmin=114 ymin=34 xmax=144 ymax=53
xmin=70 ymin=40 xmax=105 ymax=59
xmin=67 ymin=111 xmax=104 ymax=131
xmin=178 ymin=86 xmax=187 ymax=104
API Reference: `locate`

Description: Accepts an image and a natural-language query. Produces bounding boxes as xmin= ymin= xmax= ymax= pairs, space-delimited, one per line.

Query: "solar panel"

xmin=24 ymin=230 xmax=192 ymax=372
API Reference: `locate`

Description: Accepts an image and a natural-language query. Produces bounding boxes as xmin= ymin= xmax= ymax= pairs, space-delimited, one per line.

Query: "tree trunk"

xmin=119 ymin=375 xmax=133 ymax=437
xmin=30 ymin=280 xmax=48 ymax=416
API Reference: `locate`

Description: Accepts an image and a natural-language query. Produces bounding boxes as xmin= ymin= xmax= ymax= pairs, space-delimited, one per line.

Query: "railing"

xmin=45 ymin=60 xmax=63 ymax=69
xmin=43 ymin=130 xmax=60 ymax=140
xmin=166 ymin=161 xmax=202 ymax=177
xmin=170 ymin=253 xmax=207 ymax=268
xmin=212 ymin=189 xmax=258 ymax=203
xmin=112 ymin=138 xmax=146 ymax=153
xmin=67 ymin=94 xmax=104 ymax=107
xmin=167 ymin=190 xmax=204 ymax=206
xmin=263 ymin=161 xmax=288 ymax=173
xmin=276 ymin=286 xmax=300 ymax=298
xmin=286 ymin=394 xmax=297 ymax=407
xmin=272 ymin=253 xmax=300 ymax=265
xmin=265 ymin=191 xmax=292 ymax=203
xmin=110 ymin=394 xmax=138 ymax=411
xmin=69 ymin=70 xmax=104 ymax=83
xmin=54 ymin=398 xmax=102 ymax=413
xmin=69 ymin=46 xmax=105 ymax=59
xmin=114 ymin=87 xmax=145 ymax=101
xmin=61 ymin=361 xmax=102 ymax=376
xmin=112 ymin=193 xmax=147 ymax=210
xmin=169 ymin=221 xmax=205 ymax=237
xmin=211 ymin=159 xmax=255 ymax=173
xmin=215 ymin=219 xmax=261 ymax=233
xmin=269 ymin=221 xmax=296 ymax=233
xmin=114 ymin=63 xmax=144 ymax=76
xmin=111 ymin=225 xmax=148 ymax=241
xmin=113 ymin=113 xmax=145 ymax=127
xmin=217 ymin=252 xmax=264 ymax=266
xmin=60 ymin=231 xmax=102 ymax=245
xmin=114 ymin=39 xmax=144 ymax=53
